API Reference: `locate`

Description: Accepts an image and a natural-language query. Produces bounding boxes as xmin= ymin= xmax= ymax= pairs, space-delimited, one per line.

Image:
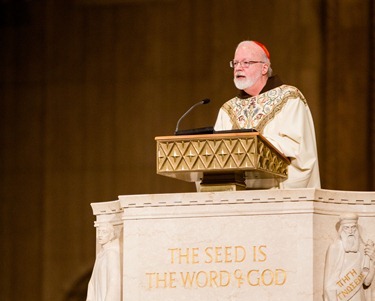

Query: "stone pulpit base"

xmin=90 ymin=188 xmax=375 ymax=301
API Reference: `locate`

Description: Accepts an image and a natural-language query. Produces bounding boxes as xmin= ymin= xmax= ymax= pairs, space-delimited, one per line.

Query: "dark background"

xmin=0 ymin=0 xmax=374 ymax=300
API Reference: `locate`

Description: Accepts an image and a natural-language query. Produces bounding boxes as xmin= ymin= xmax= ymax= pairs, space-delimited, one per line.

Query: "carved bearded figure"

xmin=323 ymin=213 xmax=375 ymax=301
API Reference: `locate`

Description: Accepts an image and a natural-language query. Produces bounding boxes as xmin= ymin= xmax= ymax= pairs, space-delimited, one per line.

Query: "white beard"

xmin=341 ymin=232 xmax=360 ymax=252
xmin=233 ymin=71 xmax=262 ymax=91
xmin=234 ymin=77 xmax=255 ymax=90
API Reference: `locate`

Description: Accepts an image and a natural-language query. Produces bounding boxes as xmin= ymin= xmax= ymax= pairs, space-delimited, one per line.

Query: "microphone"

xmin=174 ymin=99 xmax=211 ymax=135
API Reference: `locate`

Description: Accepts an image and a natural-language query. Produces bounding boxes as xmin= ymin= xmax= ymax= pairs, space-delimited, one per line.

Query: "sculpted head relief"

xmin=338 ymin=213 xmax=360 ymax=253
xmin=97 ymin=223 xmax=115 ymax=245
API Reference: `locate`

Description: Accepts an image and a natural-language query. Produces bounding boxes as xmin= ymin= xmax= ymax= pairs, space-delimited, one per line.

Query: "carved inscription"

xmin=146 ymin=245 xmax=287 ymax=289
xmin=336 ymin=269 xmax=365 ymax=300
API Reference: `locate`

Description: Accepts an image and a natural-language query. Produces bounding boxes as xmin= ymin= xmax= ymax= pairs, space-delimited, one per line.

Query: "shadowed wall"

xmin=0 ymin=0 xmax=374 ymax=300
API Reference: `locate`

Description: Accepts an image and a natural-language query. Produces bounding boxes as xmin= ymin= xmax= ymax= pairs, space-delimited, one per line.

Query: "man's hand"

xmin=365 ymin=240 xmax=375 ymax=261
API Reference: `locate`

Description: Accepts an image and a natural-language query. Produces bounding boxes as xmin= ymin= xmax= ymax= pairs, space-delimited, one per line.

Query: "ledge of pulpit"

xmin=88 ymin=189 xmax=375 ymax=301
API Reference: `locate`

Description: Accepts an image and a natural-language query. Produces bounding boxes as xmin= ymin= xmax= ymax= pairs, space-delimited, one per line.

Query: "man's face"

xmin=340 ymin=222 xmax=359 ymax=252
xmin=233 ymin=44 xmax=264 ymax=90
xmin=342 ymin=223 xmax=357 ymax=236
xmin=97 ymin=226 xmax=113 ymax=245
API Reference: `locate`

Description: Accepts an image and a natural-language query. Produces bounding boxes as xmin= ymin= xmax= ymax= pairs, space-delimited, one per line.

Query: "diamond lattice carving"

xmin=257 ymin=140 xmax=287 ymax=176
xmin=182 ymin=142 xmax=199 ymax=169
xmin=198 ymin=141 xmax=215 ymax=168
xmin=156 ymin=133 xmax=289 ymax=180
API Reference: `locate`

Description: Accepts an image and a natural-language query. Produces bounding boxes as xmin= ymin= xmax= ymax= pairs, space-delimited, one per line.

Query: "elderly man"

xmin=87 ymin=223 xmax=121 ymax=301
xmin=323 ymin=213 xmax=375 ymax=301
xmin=214 ymin=40 xmax=320 ymax=188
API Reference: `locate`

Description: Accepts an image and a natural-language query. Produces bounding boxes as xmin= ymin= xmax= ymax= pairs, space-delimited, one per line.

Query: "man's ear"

xmin=262 ymin=64 xmax=269 ymax=75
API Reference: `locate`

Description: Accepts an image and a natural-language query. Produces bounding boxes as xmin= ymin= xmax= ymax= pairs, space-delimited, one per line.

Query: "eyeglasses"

xmin=229 ymin=60 xmax=264 ymax=68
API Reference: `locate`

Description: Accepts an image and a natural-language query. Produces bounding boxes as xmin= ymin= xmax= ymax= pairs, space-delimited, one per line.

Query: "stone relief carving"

xmin=87 ymin=222 xmax=122 ymax=301
xmin=323 ymin=213 xmax=375 ymax=301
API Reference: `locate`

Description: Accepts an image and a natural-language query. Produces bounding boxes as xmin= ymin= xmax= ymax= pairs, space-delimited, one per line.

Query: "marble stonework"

xmin=90 ymin=189 xmax=375 ymax=301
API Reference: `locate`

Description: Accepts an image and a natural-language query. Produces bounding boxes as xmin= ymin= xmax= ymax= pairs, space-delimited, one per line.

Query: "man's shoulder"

xmin=327 ymin=239 xmax=343 ymax=253
xmin=279 ymin=84 xmax=299 ymax=92
xmin=272 ymin=85 xmax=307 ymax=106
xmin=223 ymin=84 xmax=305 ymax=105
xmin=221 ymin=96 xmax=241 ymax=108
xmin=270 ymin=84 xmax=301 ymax=95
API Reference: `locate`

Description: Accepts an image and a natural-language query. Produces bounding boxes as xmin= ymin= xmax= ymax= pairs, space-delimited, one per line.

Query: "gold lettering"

xmin=247 ymin=270 xmax=260 ymax=286
xmin=178 ymin=248 xmax=190 ymax=264
xmin=208 ymin=270 xmax=230 ymax=287
xmin=169 ymin=272 xmax=176 ymax=288
xmin=261 ymin=269 xmax=274 ymax=286
xmin=180 ymin=271 xmax=195 ymax=288
xmin=156 ymin=272 xmax=168 ymax=288
xmin=344 ymin=286 xmax=350 ymax=293
xmin=337 ymin=273 xmax=365 ymax=300
xmin=151 ymin=245 xmax=290 ymax=290
xmin=147 ymin=268 xmax=287 ymax=289
xmin=234 ymin=246 xmax=246 ymax=262
xmin=178 ymin=248 xmax=188 ymax=264
xmin=219 ymin=270 xmax=230 ymax=287
xmin=169 ymin=247 xmax=200 ymax=264
xmin=337 ymin=292 xmax=344 ymax=300
xmin=275 ymin=269 xmax=287 ymax=285
xmin=342 ymin=274 xmax=350 ymax=284
xmin=234 ymin=269 xmax=244 ymax=288
xmin=224 ymin=246 xmax=232 ymax=263
xmin=215 ymin=246 xmax=223 ymax=263
xmin=205 ymin=246 xmax=247 ymax=263
xmin=209 ymin=270 xmax=219 ymax=287
xmin=146 ymin=272 xmax=155 ymax=288
xmin=252 ymin=246 xmax=257 ymax=262
xmin=348 ymin=269 xmax=357 ymax=277
xmin=196 ymin=271 xmax=208 ymax=288
xmin=258 ymin=245 xmax=267 ymax=262
xmin=204 ymin=247 xmax=213 ymax=263
xmin=252 ymin=245 xmax=267 ymax=262
xmin=192 ymin=247 xmax=199 ymax=264
xmin=168 ymin=248 xmax=178 ymax=264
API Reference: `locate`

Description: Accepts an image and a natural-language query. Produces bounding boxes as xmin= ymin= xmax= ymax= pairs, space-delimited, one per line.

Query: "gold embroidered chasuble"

xmin=214 ymin=77 xmax=321 ymax=189
xmin=221 ymin=85 xmax=307 ymax=132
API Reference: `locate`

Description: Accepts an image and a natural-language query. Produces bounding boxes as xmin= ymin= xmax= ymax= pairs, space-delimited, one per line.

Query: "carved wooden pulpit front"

xmin=155 ymin=132 xmax=290 ymax=191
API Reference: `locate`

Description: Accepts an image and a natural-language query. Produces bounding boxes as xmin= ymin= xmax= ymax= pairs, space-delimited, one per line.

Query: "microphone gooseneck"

xmin=174 ymin=99 xmax=210 ymax=134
